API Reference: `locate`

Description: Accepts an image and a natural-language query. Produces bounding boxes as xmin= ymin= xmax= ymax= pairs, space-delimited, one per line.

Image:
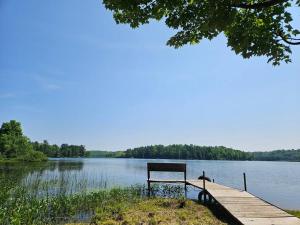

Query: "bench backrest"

xmin=147 ymin=163 xmax=186 ymax=180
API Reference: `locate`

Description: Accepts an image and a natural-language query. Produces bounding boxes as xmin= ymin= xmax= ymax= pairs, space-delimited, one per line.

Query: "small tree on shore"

xmin=0 ymin=120 xmax=47 ymax=161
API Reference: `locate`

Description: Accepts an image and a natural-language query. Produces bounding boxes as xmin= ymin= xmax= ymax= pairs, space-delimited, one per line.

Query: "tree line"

xmin=31 ymin=141 xmax=86 ymax=158
xmin=87 ymin=145 xmax=253 ymax=160
xmin=0 ymin=120 xmax=86 ymax=161
xmin=252 ymin=149 xmax=300 ymax=161
xmin=2 ymin=120 xmax=299 ymax=162
xmin=88 ymin=145 xmax=300 ymax=161
xmin=123 ymin=145 xmax=253 ymax=160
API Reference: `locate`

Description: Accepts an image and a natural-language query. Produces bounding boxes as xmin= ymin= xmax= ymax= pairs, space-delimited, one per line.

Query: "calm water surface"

xmin=1 ymin=158 xmax=299 ymax=209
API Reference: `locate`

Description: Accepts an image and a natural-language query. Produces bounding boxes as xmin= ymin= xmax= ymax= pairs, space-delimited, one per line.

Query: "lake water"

xmin=1 ymin=158 xmax=299 ymax=209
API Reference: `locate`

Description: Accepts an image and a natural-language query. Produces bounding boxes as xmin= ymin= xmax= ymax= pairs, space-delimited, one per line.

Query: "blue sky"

xmin=1 ymin=0 xmax=300 ymax=151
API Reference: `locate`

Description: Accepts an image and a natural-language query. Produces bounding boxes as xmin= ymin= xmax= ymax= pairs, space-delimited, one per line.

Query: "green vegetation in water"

xmin=0 ymin=176 xmax=141 ymax=225
xmin=0 ymin=166 xmax=185 ymax=225
xmin=0 ymin=168 xmax=231 ymax=225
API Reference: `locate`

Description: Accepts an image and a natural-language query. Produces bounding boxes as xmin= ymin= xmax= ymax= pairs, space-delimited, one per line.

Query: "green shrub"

xmin=16 ymin=150 xmax=48 ymax=162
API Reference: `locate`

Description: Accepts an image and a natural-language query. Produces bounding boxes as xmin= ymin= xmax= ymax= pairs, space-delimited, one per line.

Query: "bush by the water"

xmin=15 ymin=150 xmax=47 ymax=162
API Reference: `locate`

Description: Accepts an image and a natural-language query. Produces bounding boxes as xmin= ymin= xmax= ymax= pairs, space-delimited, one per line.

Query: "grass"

xmin=0 ymin=170 xmax=191 ymax=225
xmin=6 ymin=163 xmax=298 ymax=225
xmin=0 ymin=171 xmax=233 ymax=225
xmin=287 ymin=210 xmax=300 ymax=218
xmin=67 ymin=198 xmax=229 ymax=225
xmin=1 ymin=180 xmax=297 ymax=225
xmin=0 ymin=184 xmax=145 ymax=225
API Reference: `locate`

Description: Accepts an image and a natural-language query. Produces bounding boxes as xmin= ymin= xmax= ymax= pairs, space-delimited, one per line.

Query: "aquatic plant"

xmin=0 ymin=170 xmax=185 ymax=225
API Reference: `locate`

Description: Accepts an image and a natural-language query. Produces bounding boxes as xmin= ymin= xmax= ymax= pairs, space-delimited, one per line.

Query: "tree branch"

xmin=231 ymin=0 xmax=288 ymax=10
xmin=277 ymin=32 xmax=300 ymax=45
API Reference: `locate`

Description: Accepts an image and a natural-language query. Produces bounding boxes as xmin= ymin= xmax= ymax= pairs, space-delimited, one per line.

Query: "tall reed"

xmin=0 ymin=171 xmax=183 ymax=225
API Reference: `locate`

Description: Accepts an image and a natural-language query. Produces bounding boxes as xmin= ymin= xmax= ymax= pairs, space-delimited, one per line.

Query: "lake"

xmin=1 ymin=158 xmax=299 ymax=209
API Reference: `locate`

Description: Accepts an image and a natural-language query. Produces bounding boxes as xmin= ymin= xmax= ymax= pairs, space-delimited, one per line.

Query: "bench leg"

xmin=147 ymin=180 xmax=150 ymax=197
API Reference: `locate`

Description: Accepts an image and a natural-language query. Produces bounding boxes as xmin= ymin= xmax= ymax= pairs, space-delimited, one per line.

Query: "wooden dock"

xmin=187 ymin=179 xmax=300 ymax=225
xmin=146 ymin=163 xmax=300 ymax=225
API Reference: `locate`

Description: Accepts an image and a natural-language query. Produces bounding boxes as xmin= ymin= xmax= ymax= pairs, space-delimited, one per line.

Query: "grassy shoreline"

xmin=1 ymin=160 xmax=299 ymax=224
xmin=1 ymin=177 xmax=299 ymax=224
xmin=0 ymin=182 xmax=233 ymax=225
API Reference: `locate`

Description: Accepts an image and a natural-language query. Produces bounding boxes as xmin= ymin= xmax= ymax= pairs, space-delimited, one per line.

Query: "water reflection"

xmin=0 ymin=160 xmax=84 ymax=179
xmin=56 ymin=160 xmax=83 ymax=171
xmin=0 ymin=161 xmax=85 ymax=197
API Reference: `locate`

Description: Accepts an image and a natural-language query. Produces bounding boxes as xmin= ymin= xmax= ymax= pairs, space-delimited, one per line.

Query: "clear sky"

xmin=1 ymin=0 xmax=299 ymax=151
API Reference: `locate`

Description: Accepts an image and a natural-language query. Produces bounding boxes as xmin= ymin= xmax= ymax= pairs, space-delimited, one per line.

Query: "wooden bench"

xmin=147 ymin=162 xmax=187 ymax=196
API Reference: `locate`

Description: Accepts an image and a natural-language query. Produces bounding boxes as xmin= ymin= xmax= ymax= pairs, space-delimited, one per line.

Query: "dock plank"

xmin=239 ymin=217 xmax=300 ymax=225
xmin=186 ymin=179 xmax=300 ymax=225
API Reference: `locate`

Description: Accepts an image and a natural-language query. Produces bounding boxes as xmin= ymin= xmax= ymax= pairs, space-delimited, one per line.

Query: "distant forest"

xmin=2 ymin=120 xmax=299 ymax=162
xmin=252 ymin=150 xmax=300 ymax=161
xmin=87 ymin=145 xmax=300 ymax=162
xmin=124 ymin=145 xmax=252 ymax=160
xmin=32 ymin=140 xmax=86 ymax=158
